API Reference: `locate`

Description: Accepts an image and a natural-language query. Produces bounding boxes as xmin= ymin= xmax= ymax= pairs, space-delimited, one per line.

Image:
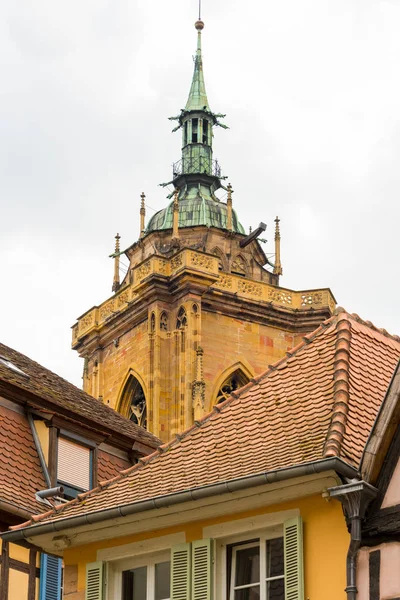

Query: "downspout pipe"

xmin=2 ymin=456 xmax=358 ymax=544
xmin=346 ymin=515 xmax=361 ymax=600
xmin=27 ymin=412 xmax=52 ymax=488
xmin=329 ymin=480 xmax=378 ymax=600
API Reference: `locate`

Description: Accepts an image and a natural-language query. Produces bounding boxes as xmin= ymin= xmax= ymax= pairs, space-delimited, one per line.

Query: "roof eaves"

xmin=3 ymin=456 xmax=360 ymax=542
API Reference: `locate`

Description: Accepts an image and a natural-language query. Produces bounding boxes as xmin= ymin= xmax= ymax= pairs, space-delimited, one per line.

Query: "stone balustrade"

xmin=72 ymin=249 xmax=335 ymax=345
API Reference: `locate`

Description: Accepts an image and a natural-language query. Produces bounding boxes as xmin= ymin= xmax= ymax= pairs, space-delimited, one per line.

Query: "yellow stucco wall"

xmin=34 ymin=419 xmax=49 ymax=465
xmin=64 ymin=494 xmax=349 ymax=599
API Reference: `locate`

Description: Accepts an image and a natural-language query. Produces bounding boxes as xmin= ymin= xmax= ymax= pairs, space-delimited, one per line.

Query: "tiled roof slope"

xmin=0 ymin=405 xmax=46 ymax=515
xmin=0 ymin=343 xmax=159 ymax=449
xmin=97 ymin=450 xmax=131 ymax=483
xmin=13 ymin=311 xmax=400 ymax=528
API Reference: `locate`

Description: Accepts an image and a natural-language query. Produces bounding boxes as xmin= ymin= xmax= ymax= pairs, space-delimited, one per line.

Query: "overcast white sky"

xmin=1 ymin=0 xmax=399 ymax=387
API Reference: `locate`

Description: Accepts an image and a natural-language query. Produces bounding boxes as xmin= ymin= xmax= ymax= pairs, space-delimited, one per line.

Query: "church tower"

xmin=72 ymin=19 xmax=336 ymax=442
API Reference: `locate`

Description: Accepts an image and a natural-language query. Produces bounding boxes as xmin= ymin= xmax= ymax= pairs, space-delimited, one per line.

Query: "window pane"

xmin=266 ymin=538 xmax=284 ymax=579
xmin=267 ymin=578 xmax=284 ymax=600
xmin=122 ymin=566 xmax=147 ymax=600
xmin=155 ymin=561 xmax=170 ymax=600
xmin=235 ymin=546 xmax=260 ymax=586
xmin=234 ymin=587 xmax=260 ymax=600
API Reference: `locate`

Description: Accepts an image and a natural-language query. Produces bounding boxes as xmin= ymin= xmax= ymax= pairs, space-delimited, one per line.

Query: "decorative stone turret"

xmin=112 ymin=233 xmax=121 ymax=293
xmin=71 ymin=12 xmax=337 ymax=443
xmin=140 ymin=193 xmax=146 ymax=238
xmin=274 ymin=217 xmax=283 ymax=276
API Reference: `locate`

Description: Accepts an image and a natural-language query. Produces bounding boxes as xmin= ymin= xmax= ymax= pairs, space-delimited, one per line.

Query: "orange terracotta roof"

xmin=97 ymin=450 xmax=132 ymax=483
xmin=0 ymin=343 xmax=160 ymax=449
xmin=0 ymin=405 xmax=47 ymax=515
xmin=10 ymin=310 xmax=400 ymax=529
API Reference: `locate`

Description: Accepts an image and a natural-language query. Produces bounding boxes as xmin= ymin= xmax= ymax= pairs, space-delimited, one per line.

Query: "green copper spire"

xmin=148 ymin=15 xmax=245 ymax=236
xmin=185 ymin=19 xmax=209 ymax=111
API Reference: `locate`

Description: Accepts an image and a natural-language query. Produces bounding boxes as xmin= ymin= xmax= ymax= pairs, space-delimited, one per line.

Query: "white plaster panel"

xmin=356 ymin=547 xmax=370 ymax=600
xmin=381 ymin=542 xmax=400 ymax=599
xmin=382 ymin=458 xmax=400 ymax=509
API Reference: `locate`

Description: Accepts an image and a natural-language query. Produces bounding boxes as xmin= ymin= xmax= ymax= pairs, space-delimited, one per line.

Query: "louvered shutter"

xmin=192 ymin=539 xmax=213 ymax=600
xmin=86 ymin=561 xmax=104 ymax=600
xmin=284 ymin=517 xmax=304 ymax=600
xmin=39 ymin=554 xmax=62 ymax=600
xmin=171 ymin=543 xmax=191 ymax=600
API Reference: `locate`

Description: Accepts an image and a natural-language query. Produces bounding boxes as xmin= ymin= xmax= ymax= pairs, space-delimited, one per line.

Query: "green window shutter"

xmin=284 ymin=517 xmax=304 ymax=600
xmin=85 ymin=561 xmax=104 ymax=600
xmin=192 ymin=539 xmax=213 ymax=600
xmin=171 ymin=543 xmax=191 ymax=600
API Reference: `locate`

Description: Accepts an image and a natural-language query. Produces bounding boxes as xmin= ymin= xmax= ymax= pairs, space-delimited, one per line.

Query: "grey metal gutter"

xmin=1 ymin=456 xmax=358 ymax=543
xmin=27 ymin=411 xmax=52 ymax=488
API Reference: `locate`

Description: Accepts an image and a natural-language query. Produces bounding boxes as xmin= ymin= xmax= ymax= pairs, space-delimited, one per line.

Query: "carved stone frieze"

xmin=136 ymin=260 xmax=152 ymax=282
xmin=214 ymin=275 xmax=233 ymax=289
xmin=190 ymin=252 xmax=213 ymax=270
xmin=117 ymin=291 xmax=129 ymax=306
xmin=171 ymin=254 xmax=183 ymax=271
xmin=100 ymin=301 xmax=114 ymax=320
xmin=238 ymin=280 xmax=262 ymax=297
xmin=79 ymin=312 xmax=95 ymax=332
xmin=158 ymin=259 xmax=169 ymax=275
xmin=301 ymin=292 xmax=323 ymax=307
xmin=268 ymin=289 xmax=293 ymax=306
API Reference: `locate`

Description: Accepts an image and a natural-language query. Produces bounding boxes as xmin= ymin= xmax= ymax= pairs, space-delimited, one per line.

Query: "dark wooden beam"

xmin=0 ymin=541 xmax=9 ymax=600
xmin=28 ymin=549 xmax=37 ymax=600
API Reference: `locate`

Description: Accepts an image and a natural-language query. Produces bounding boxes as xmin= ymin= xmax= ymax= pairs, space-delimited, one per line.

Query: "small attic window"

xmin=0 ymin=357 xmax=29 ymax=378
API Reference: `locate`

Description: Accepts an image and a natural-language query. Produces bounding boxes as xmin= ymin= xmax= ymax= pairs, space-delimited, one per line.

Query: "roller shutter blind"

xmin=192 ymin=539 xmax=213 ymax=600
xmin=86 ymin=561 xmax=104 ymax=600
xmin=171 ymin=543 xmax=191 ymax=600
xmin=57 ymin=437 xmax=91 ymax=490
xmin=284 ymin=517 xmax=304 ymax=600
xmin=39 ymin=554 xmax=62 ymax=600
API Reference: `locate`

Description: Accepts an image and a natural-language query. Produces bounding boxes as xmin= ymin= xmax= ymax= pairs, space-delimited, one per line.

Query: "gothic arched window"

xmin=216 ymin=370 xmax=250 ymax=404
xmin=150 ymin=312 xmax=156 ymax=332
xmin=176 ymin=307 xmax=188 ymax=329
xmin=119 ymin=375 xmax=147 ymax=429
xmin=160 ymin=311 xmax=168 ymax=331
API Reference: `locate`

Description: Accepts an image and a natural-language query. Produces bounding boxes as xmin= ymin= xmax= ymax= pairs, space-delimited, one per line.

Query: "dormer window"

xmin=57 ymin=435 xmax=93 ymax=500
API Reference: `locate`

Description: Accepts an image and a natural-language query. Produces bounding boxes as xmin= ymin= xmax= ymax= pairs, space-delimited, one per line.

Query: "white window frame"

xmin=107 ymin=551 xmax=170 ymax=600
xmin=216 ymin=525 xmax=284 ymax=600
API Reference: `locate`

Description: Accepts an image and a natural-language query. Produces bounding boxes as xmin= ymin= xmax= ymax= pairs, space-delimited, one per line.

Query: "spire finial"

xmin=226 ymin=183 xmax=233 ymax=231
xmin=185 ymin=13 xmax=207 ymax=111
xmin=112 ymin=233 xmax=121 ymax=292
xmin=273 ymin=216 xmax=283 ymax=276
xmin=172 ymin=188 xmax=180 ymax=239
xmin=140 ymin=192 xmax=146 ymax=238
xmin=114 ymin=232 xmax=121 ymax=253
